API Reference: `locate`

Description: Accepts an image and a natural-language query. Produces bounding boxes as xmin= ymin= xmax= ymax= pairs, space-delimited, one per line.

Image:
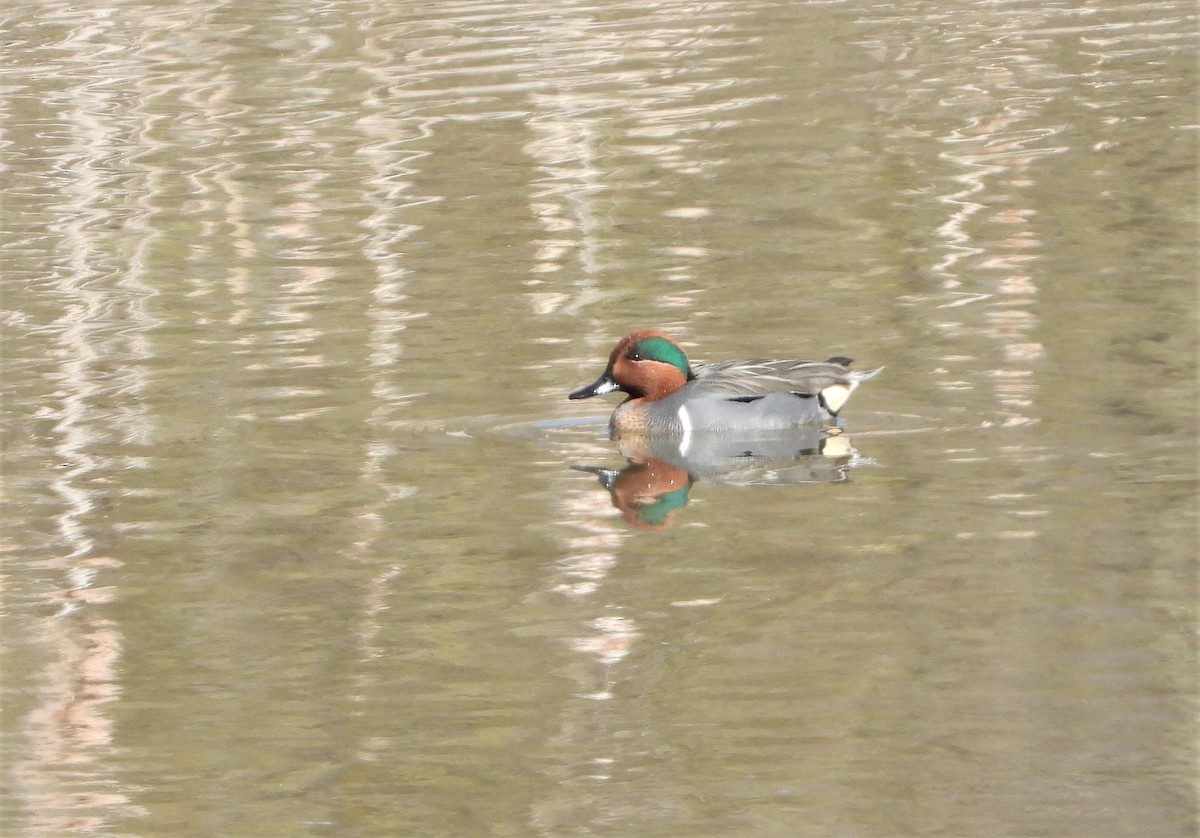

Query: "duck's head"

xmin=569 ymin=329 xmax=696 ymax=403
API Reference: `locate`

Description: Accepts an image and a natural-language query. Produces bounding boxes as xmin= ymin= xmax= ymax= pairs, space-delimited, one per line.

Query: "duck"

xmin=569 ymin=329 xmax=881 ymax=436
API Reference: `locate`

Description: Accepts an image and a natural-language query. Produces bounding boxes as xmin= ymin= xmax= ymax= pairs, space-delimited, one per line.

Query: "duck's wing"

xmin=692 ymin=358 xmax=883 ymax=415
xmin=691 ymin=359 xmax=855 ymax=398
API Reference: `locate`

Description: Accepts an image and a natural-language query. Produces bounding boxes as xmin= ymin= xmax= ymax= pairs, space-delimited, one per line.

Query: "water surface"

xmin=2 ymin=0 xmax=1195 ymax=835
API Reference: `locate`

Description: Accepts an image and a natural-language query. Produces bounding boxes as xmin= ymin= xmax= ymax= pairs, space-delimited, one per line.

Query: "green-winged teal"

xmin=570 ymin=329 xmax=881 ymax=435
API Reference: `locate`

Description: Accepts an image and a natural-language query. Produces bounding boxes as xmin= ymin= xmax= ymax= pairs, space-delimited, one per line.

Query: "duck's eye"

xmin=628 ymin=350 xmax=642 ymax=361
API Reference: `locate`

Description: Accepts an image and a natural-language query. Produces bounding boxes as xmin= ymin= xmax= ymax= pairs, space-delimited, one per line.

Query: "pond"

xmin=2 ymin=0 xmax=1195 ymax=835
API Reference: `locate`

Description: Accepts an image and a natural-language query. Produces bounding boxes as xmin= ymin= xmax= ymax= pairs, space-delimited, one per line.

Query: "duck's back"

xmin=658 ymin=357 xmax=877 ymax=433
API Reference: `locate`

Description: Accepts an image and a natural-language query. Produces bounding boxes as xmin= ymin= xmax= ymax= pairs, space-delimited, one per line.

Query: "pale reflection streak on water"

xmin=868 ymin=0 xmax=1191 ymax=437
xmin=865 ymin=4 xmax=1069 ymax=435
xmin=6 ymin=5 xmax=171 ymax=829
xmin=398 ymin=5 xmax=772 ymax=827
xmin=929 ymin=52 xmax=1062 ymax=432
xmin=517 ymin=7 xmax=782 ymax=827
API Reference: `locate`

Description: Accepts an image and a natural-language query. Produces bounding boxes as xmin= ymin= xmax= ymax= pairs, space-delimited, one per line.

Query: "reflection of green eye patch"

xmin=630 ymin=336 xmax=689 ymax=376
xmin=635 ymin=482 xmax=692 ymax=527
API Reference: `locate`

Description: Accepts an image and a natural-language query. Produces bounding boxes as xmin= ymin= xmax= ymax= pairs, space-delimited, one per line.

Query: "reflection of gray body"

xmin=617 ymin=429 xmax=859 ymax=486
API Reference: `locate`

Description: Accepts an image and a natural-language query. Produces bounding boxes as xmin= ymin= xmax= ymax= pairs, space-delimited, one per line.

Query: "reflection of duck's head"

xmin=569 ymin=329 xmax=881 ymax=434
xmin=576 ymin=458 xmax=693 ymax=530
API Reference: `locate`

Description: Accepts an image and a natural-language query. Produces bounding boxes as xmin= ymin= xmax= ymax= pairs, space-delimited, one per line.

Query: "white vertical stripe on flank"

xmin=678 ymin=404 xmax=693 ymax=456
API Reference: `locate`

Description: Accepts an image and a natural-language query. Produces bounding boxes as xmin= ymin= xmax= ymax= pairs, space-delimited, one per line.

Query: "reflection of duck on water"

xmin=576 ymin=429 xmax=862 ymax=530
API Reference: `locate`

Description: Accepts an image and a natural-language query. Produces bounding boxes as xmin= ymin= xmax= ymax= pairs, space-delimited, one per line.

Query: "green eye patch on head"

xmin=628 ymin=336 xmax=690 ymax=376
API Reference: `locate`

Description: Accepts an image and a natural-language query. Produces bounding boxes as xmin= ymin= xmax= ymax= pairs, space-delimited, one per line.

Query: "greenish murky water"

xmin=3 ymin=0 xmax=1195 ymax=835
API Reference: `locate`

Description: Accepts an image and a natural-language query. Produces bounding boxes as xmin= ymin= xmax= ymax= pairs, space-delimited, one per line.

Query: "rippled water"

xmin=3 ymin=0 xmax=1195 ymax=835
